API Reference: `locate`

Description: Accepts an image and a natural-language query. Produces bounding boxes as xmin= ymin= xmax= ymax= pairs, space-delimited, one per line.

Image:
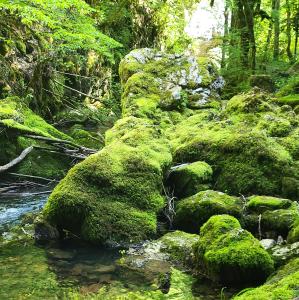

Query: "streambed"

xmin=0 ymin=189 xmax=238 ymax=299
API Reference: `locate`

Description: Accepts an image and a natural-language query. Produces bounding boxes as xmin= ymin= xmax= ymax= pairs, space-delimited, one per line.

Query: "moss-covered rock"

xmin=171 ymin=89 xmax=299 ymax=197
xmin=246 ymin=196 xmax=293 ymax=214
xmin=44 ymin=49 xmax=223 ymax=244
xmin=167 ymin=161 xmax=213 ymax=198
xmin=249 ymin=75 xmax=275 ymax=92
xmin=287 ymin=219 xmax=299 ymax=243
xmin=194 ymin=215 xmax=274 ymax=284
xmin=0 ymin=96 xmax=72 ymax=177
xmin=174 ymin=190 xmax=242 ymax=233
xmin=158 ymin=230 xmax=198 ymax=267
xmin=244 ymin=197 xmax=299 ymax=238
xmin=233 ymin=258 xmax=299 ymax=300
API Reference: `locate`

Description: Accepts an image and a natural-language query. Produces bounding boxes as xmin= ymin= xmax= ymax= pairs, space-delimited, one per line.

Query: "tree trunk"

xmin=241 ymin=0 xmax=256 ymax=70
xmin=286 ymin=0 xmax=293 ymax=60
xmin=273 ymin=0 xmax=280 ymax=60
xmin=221 ymin=5 xmax=229 ymax=68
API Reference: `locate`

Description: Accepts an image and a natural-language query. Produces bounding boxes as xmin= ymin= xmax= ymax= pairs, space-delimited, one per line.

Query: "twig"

xmin=0 ymin=146 xmax=33 ymax=173
xmin=53 ymin=69 xmax=95 ymax=79
xmin=53 ymin=79 xmax=101 ymax=101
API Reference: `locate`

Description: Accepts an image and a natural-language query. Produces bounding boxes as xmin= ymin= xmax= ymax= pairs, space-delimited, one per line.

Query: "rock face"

xmin=174 ymin=190 xmax=243 ymax=233
xmin=193 ymin=215 xmax=274 ymax=284
xmin=43 ymin=48 xmax=223 ymax=245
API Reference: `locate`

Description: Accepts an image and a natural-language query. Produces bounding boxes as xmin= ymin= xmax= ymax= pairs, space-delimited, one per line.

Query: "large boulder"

xmin=193 ymin=215 xmax=274 ymax=284
xmin=174 ymin=190 xmax=242 ymax=233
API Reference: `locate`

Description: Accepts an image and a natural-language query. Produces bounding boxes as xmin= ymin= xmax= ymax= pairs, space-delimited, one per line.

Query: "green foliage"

xmin=0 ymin=0 xmax=122 ymax=62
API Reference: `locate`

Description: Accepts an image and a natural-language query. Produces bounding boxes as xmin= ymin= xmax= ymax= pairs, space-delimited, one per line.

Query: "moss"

xmin=159 ymin=230 xmax=198 ymax=266
xmin=174 ymin=128 xmax=292 ymax=196
xmin=225 ymin=90 xmax=274 ymax=114
xmin=0 ymin=96 xmax=70 ymax=139
xmin=244 ymin=199 xmax=299 ymax=238
xmin=44 ymin=121 xmax=172 ymax=243
xmin=257 ymin=115 xmax=292 ymax=137
xmin=175 ymin=190 xmax=243 ymax=233
xmin=276 ymin=76 xmax=299 ymax=97
xmin=0 ymin=96 xmax=73 ymax=177
xmin=276 ymin=94 xmax=299 ymax=107
xmin=233 ymin=258 xmax=299 ymax=300
xmin=167 ymin=161 xmax=213 ymax=198
xmin=68 ymin=124 xmax=101 ymax=149
xmin=261 ymin=203 xmax=299 ymax=237
xmin=246 ymin=196 xmax=293 ymax=214
xmin=194 ymin=215 xmax=274 ymax=284
xmin=287 ymin=220 xmax=299 ymax=243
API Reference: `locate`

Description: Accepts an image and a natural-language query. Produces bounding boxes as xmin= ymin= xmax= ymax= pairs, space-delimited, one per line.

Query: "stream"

xmin=0 ymin=187 xmax=238 ymax=299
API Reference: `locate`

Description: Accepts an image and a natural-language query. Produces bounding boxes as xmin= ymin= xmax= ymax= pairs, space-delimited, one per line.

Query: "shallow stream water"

xmin=0 ymin=188 xmax=239 ymax=299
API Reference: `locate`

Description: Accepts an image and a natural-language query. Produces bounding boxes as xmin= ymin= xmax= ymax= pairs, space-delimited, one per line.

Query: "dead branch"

xmin=53 ymin=79 xmax=101 ymax=101
xmin=0 ymin=146 xmax=33 ymax=173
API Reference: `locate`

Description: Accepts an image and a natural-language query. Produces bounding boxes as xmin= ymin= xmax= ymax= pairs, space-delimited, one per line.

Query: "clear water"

xmin=0 ymin=189 xmax=238 ymax=299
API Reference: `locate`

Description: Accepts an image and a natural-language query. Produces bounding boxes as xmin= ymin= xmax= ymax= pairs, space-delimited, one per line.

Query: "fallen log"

xmin=0 ymin=146 xmax=33 ymax=173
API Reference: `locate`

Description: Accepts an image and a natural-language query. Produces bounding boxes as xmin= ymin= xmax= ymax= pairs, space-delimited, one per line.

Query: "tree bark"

xmin=286 ymin=0 xmax=293 ymax=60
xmin=273 ymin=0 xmax=280 ymax=60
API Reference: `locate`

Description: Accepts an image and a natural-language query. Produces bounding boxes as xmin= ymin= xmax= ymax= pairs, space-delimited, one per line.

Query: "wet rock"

xmin=270 ymin=242 xmax=299 ymax=265
xmin=260 ymin=239 xmax=276 ymax=250
xmin=47 ymin=248 xmax=75 ymax=260
xmin=34 ymin=215 xmax=59 ymax=242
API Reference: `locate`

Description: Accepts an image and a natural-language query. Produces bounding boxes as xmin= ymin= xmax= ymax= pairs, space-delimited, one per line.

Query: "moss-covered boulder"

xmin=43 ymin=48 xmax=222 ymax=244
xmin=233 ymin=258 xmax=299 ymax=300
xmin=171 ymin=89 xmax=299 ymax=197
xmin=246 ymin=195 xmax=293 ymax=214
xmin=194 ymin=215 xmax=274 ymax=284
xmin=166 ymin=161 xmax=213 ymax=198
xmin=174 ymin=190 xmax=243 ymax=233
xmin=244 ymin=196 xmax=299 ymax=238
xmin=249 ymin=75 xmax=275 ymax=92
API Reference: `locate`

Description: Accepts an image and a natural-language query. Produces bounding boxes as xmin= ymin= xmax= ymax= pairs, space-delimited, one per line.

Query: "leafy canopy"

xmin=0 ymin=0 xmax=122 ymax=62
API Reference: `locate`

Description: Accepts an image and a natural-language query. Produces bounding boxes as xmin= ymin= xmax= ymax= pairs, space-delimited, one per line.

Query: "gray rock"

xmin=260 ymin=239 xmax=276 ymax=250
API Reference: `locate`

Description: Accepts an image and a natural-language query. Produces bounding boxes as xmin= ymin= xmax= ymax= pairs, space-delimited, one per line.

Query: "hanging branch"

xmin=0 ymin=146 xmax=33 ymax=173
